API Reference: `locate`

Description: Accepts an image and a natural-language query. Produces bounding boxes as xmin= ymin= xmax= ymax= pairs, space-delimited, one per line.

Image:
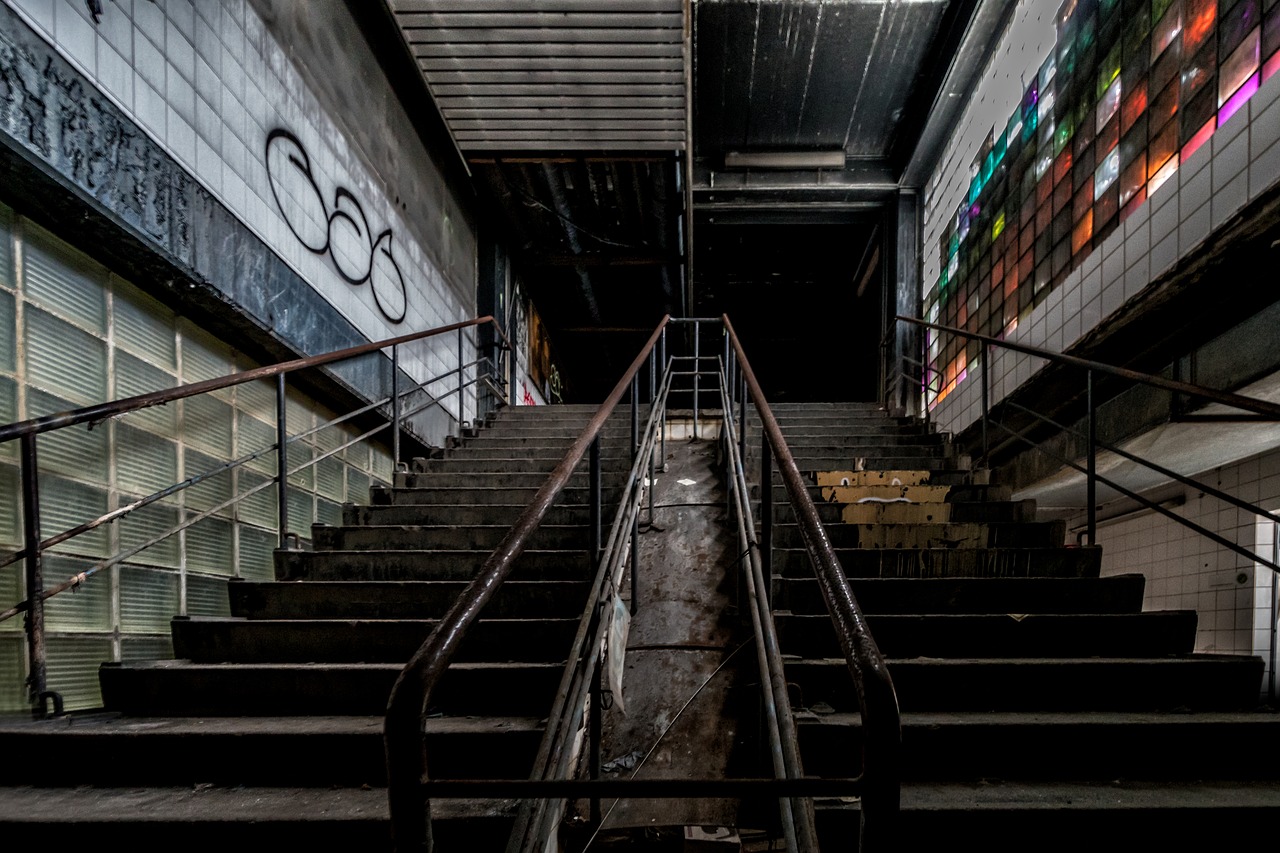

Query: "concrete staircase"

xmin=0 ymin=403 xmax=635 ymax=846
xmin=757 ymin=402 xmax=1280 ymax=850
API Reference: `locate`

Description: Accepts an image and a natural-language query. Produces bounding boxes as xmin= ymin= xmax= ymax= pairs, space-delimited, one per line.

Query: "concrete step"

xmin=409 ymin=456 xmax=621 ymax=475
xmin=776 ymin=574 xmax=1146 ymax=614
xmin=782 ymin=655 xmax=1266 ymax=712
xmin=311 ymin=522 xmax=593 ymax=552
xmin=393 ymin=470 xmax=630 ymax=489
xmin=172 ymin=615 xmax=580 ymax=663
xmin=0 ymin=713 xmax=543 ymax=786
xmin=772 ymin=546 xmax=1102 ymax=579
xmin=811 ymin=780 xmax=1280 ymax=852
xmin=0 ymin=784 xmax=514 ymax=847
xmin=771 ymin=519 xmax=1067 ymax=549
xmin=229 ymin=579 xmax=590 ymax=620
xmin=438 ymin=445 xmax=635 ymax=461
xmin=343 ymin=502 xmax=598 ymax=527
xmin=795 ymin=710 xmax=1280 ymax=782
xmin=373 ymin=484 xmax=624 ymax=506
xmin=774 ymin=611 xmax=1198 ymax=658
xmin=99 ymin=659 xmax=563 ymax=716
xmin=771 ymin=497 xmax=1031 ymax=526
xmin=454 ymin=427 xmax=638 ymax=443
xmin=275 ymin=548 xmax=593 ymax=582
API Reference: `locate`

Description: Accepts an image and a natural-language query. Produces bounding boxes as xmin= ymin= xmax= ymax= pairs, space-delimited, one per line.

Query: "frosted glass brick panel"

xmin=184 ymin=448 xmax=234 ymax=516
xmin=38 ymin=473 xmax=108 ymax=558
xmin=116 ymin=496 xmax=180 ymax=569
xmin=317 ymin=496 xmax=341 ymax=528
xmin=116 ymin=350 xmax=178 ymax=434
xmin=238 ymin=524 xmax=276 ymax=580
xmin=237 ymin=469 xmax=276 ymax=529
xmin=121 ymin=636 xmax=174 ymax=661
xmin=0 ymin=463 xmax=18 ymax=548
xmin=347 ymin=468 xmax=370 ymax=505
xmin=119 ymin=565 xmax=179 ymax=633
xmin=237 ymin=378 xmax=277 ymax=424
xmin=316 ymin=456 xmax=343 ymax=502
xmin=41 ymin=555 xmax=110 ymax=631
xmin=22 ymin=226 xmax=106 ymax=335
xmin=186 ymin=572 xmax=231 ymax=617
xmin=0 ymin=290 xmax=14 ymax=374
xmin=287 ymin=441 xmax=313 ymax=489
xmin=180 ymin=321 xmax=235 ymax=393
xmin=0 ymin=205 xmax=13 ymax=290
xmin=184 ymin=393 xmax=234 ymax=458
xmin=27 ymin=389 xmax=108 ymax=483
xmin=115 ymin=423 xmax=178 ymax=498
xmin=43 ymin=636 xmax=110 ymax=711
xmin=113 ymin=279 xmax=177 ymax=371
xmin=25 ymin=308 xmax=106 ymax=406
xmin=0 ymin=637 xmax=25 ymax=712
xmin=186 ymin=516 xmax=234 ymax=574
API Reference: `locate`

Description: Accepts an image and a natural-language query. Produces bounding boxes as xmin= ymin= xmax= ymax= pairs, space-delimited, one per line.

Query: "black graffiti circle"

xmin=265 ymin=128 xmax=408 ymax=324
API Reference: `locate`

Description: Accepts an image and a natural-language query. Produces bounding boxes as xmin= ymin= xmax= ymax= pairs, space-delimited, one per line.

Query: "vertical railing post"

xmin=276 ymin=373 xmax=289 ymax=547
xmin=760 ymin=432 xmax=773 ymax=603
xmin=649 ymin=347 xmax=656 ymax=404
xmin=631 ymin=375 xmax=640 ymax=615
xmin=738 ymin=372 xmax=747 ymax=471
xmin=391 ymin=344 xmax=401 ymax=467
xmin=1086 ymin=369 xmax=1097 ymax=546
xmin=693 ymin=321 xmax=701 ymax=440
xmin=588 ymin=436 xmax=603 ymax=824
xmin=631 ymin=375 xmax=639 ymax=460
xmin=981 ymin=343 xmax=990 ymax=468
xmin=660 ymin=327 xmax=666 ymax=377
xmin=19 ymin=434 xmax=46 ymax=717
xmin=457 ymin=328 xmax=465 ymax=433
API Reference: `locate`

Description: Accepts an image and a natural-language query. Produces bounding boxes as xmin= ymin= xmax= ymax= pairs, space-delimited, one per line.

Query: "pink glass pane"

xmin=1219 ymin=28 xmax=1261 ymax=106
xmin=1218 ymin=72 xmax=1260 ymax=126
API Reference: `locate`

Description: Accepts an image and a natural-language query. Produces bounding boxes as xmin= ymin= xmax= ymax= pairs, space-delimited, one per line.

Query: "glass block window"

xmin=926 ymin=0 xmax=1279 ymax=408
xmin=0 ymin=205 xmax=394 ymax=712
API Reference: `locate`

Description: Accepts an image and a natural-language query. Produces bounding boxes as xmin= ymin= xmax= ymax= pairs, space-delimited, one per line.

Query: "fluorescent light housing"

xmin=722 ymin=149 xmax=846 ymax=169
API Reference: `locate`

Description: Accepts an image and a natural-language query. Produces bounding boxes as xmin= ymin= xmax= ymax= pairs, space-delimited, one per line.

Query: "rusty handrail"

xmin=897 ymin=315 xmax=1280 ymax=420
xmin=724 ymin=314 xmax=902 ymax=849
xmin=0 ymin=316 xmax=511 ymax=444
xmin=383 ymin=315 xmax=670 ymax=853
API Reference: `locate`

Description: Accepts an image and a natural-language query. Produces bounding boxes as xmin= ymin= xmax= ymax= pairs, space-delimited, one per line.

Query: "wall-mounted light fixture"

xmin=722 ymin=150 xmax=846 ymax=170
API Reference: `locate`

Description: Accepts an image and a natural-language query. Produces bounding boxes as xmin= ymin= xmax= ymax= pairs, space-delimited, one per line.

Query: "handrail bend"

xmin=724 ymin=314 xmax=902 ymax=850
xmin=383 ymin=315 xmax=670 ymax=853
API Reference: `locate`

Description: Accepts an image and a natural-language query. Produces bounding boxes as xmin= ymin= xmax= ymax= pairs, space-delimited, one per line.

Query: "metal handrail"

xmin=718 ymin=358 xmax=817 ymax=852
xmin=898 ymin=313 xmax=1280 ymax=555
xmin=3 ymin=314 xmax=512 ymax=716
xmin=724 ymin=314 xmax=902 ymax=850
xmin=383 ymin=315 xmax=670 ymax=853
xmin=506 ymin=355 xmax=671 ymax=853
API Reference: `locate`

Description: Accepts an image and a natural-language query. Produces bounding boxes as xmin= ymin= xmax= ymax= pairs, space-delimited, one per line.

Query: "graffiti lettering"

xmin=265 ymin=128 xmax=407 ymax=324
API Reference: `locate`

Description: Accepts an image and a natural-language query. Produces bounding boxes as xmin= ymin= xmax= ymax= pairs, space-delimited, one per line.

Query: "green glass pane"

xmin=317 ymin=456 xmax=344 ymax=502
xmin=239 ymin=414 xmax=277 ymax=477
xmin=236 ymin=469 xmax=277 ymax=529
xmin=0 ymin=289 xmax=14 ymax=374
xmin=237 ymin=379 xmax=276 ymax=425
xmin=186 ymin=516 xmax=234 ymax=575
xmin=115 ymin=350 xmax=178 ymax=434
xmin=0 ymin=204 xmax=12 ymax=291
xmin=116 ymin=423 xmax=178 ymax=498
xmin=287 ymin=442 xmax=314 ymax=490
xmin=119 ymin=565 xmax=179 ymax=633
xmin=26 ymin=389 xmax=109 ymax=483
xmin=26 ymin=308 xmax=106 ymax=406
xmin=347 ymin=469 xmax=370 ymax=505
xmin=113 ymin=279 xmax=176 ymax=372
xmin=22 ymin=225 xmax=106 ymax=335
xmin=117 ymin=495 xmax=180 ymax=569
xmin=120 ymin=636 xmax=173 ymax=661
xmin=184 ymin=393 xmax=234 ymax=457
xmin=238 ymin=524 xmax=277 ymax=580
xmin=0 ymin=636 xmax=26 ymax=712
xmin=317 ymin=497 xmax=342 ymax=528
xmin=184 ymin=449 xmax=235 ymax=517
xmin=186 ymin=573 xmax=231 ymax=617
xmin=180 ymin=321 xmax=235 ymax=399
xmin=38 ymin=474 xmax=109 ymax=558
xmin=44 ymin=636 xmax=111 ymax=711
xmin=287 ymin=487 xmax=314 ymax=538
xmin=42 ymin=555 xmax=111 ymax=631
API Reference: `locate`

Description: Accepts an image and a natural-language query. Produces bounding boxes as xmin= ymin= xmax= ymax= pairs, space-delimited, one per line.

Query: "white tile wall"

xmin=4 ymin=0 xmax=477 ymax=425
xmin=1095 ymin=451 xmax=1280 ymax=695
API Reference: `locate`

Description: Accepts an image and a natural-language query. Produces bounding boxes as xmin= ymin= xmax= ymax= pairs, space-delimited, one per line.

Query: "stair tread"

xmin=796 ymin=709 xmax=1280 ymax=726
xmin=814 ymin=779 xmax=1280 ymax=810
xmin=0 ymin=712 xmax=543 ymax=737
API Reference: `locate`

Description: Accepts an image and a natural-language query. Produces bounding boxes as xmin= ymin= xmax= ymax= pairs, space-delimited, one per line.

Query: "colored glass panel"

xmin=1219 ymin=26 xmax=1261 ymax=104
xmin=1152 ymin=1 xmax=1184 ymax=60
xmin=1219 ymin=71 xmax=1260 ymax=123
xmin=1184 ymin=0 xmax=1218 ymax=54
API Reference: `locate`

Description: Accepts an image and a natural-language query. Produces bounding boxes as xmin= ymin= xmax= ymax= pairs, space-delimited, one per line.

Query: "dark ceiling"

xmin=372 ymin=0 xmax=1016 ymax=402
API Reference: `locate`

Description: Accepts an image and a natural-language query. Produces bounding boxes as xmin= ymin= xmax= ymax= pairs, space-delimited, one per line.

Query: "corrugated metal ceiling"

xmin=386 ymin=0 xmax=688 ymax=152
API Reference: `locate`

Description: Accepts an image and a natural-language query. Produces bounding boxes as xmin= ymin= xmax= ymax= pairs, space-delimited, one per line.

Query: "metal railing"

xmin=896 ymin=315 xmax=1280 ymax=563
xmin=384 ymin=314 xmax=900 ymax=851
xmin=1 ymin=315 xmax=512 ymax=718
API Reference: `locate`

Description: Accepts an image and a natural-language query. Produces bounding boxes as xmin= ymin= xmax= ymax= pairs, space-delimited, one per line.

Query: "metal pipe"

xmin=276 ymin=373 xmax=289 ymax=548
xmin=631 ymin=376 xmax=639 ymax=460
xmin=896 ymin=315 xmax=1280 ymax=421
xmin=760 ymin=433 xmax=772 ymax=603
xmin=725 ymin=314 xmax=901 ymax=851
xmin=391 ymin=344 xmax=401 ymax=467
xmin=384 ymin=317 xmax=670 ymax=853
xmin=631 ymin=508 xmax=639 ymax=617
xmin=0 ymin=316 xmax=511 ymax=444
xmin=693 ymin=321 xmax=700 ymax=439
xmin=20 ymin=434 xmax=46 ymax=715
xmin=1087 ymin=370 xmax=1097 ymax=547
xmin=589 ymin=601 xmax=603 ymax=826
xmin=457 ymin=328 xmax=466 ymax=434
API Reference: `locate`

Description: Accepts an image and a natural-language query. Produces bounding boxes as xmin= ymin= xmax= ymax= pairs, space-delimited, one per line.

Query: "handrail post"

xmin=276 ymin=373 xmax=289 ymax=547
xmin=631 ymin=375 xmax=640 ymax=615
xmin=391 ymin=344 xmax=401 ymax=467
xmin=457 ymin=328 xmax=465 ymax=433
xmin=693 ymin=321 xmax=701 ymax=440
xmin=1087 ymin=369 xmax=1097 ymax=546
xmin=760 ymin=432 xmax=773 ymax=604
xmin=649 ymin=347 xmax=656 ymax=404
xmin=738 ymin=372 xmax=747 ymax=474
xmin=20 ymin=433 xmax=47 ymax=717
xmin=631 ymin=376 xmax=639 ymax=460
xmin=981 ymin=343 xmax=990 ymax=468
xmin=588 ymin=437 xmax=603 ymax=825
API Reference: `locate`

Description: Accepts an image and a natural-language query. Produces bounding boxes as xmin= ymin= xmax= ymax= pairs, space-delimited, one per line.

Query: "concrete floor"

xmin=588 ymin=435 xmax=767 ymax=843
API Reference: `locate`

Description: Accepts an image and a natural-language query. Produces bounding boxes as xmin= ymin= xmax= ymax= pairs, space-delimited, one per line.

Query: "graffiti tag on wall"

xmin=265 ymin=129 xmax=408 ymax=323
